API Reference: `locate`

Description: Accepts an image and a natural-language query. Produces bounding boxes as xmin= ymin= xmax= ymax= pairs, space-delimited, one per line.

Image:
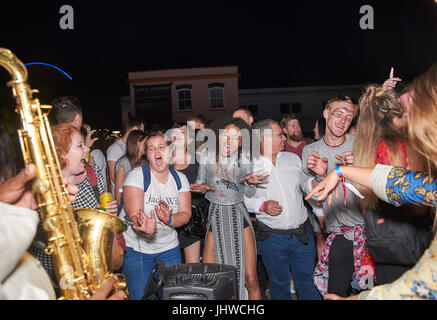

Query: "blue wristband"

xmin=315 ymin=175 xmax=324 ymax=182
xmin=335 ymin=165 xmax=344 ymax=180
xmin=166 ymin=215 xmax=172 ymax=225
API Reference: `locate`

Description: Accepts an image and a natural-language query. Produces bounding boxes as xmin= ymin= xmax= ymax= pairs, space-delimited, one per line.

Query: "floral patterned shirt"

xmin=361 ymin=166 xmax=437 ymax=300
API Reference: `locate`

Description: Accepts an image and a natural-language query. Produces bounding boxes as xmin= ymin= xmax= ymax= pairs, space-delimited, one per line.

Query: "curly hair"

xmin=210 ymin=116 xmax=252 ymax=164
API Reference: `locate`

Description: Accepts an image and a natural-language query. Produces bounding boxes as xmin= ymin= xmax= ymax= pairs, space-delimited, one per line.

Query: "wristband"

xmin=335 ymin=165 xmax=345 ymax=180
xmin=144 ymin=232 xmax=156 ymax=241
xmin=259 ymin=201 xmax=265 ymax=213
xmin=335 ymin=165 xmax=347 ymax=205
xmin=315 ymin=175 xmax=325 ymax=182
xmin=335 ymin=166 xmax=365 ymax=201
xmin=165 ymin=215 xmax=172 ymax=225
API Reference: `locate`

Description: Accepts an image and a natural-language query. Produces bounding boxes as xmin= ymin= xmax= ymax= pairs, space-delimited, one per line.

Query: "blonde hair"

xmin=407 ymin=63 xmax=437 ymax=231
xmin=324 ymin=95 xmax=356 ymax=113
xmin=353 ymin=85 xmax=407 ymax=209
xmin=408 ymin=64 xmax=437 ymax=167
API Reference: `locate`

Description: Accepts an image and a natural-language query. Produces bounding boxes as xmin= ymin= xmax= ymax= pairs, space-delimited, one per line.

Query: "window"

xmin=280 ymin=103 xmax=301 ymax=114
xmin=291 ymin=103 xmax=301 ymax=113
xmin=209 ymin=83 xmax=225 ymax=109
xmin=280 ymin=103 xmax=290 ymax=114
xmin=176 ymin=85 xmax=192 ymax=111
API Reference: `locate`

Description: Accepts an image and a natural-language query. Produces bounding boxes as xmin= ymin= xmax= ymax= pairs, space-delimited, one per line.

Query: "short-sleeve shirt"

xmin=115 ymin=156 xmax=132 ymax=194
xmin=119 ymin=166 xmax=190 ymax=254
xmin=107 ymin=138 xmax=126 ymax=162
xmin=107 ymin=138 xmax=126 ymax=195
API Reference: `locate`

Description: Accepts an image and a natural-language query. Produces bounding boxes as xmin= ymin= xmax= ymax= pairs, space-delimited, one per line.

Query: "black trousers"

xmin=327 ymin=235 xmax=354 ymax=297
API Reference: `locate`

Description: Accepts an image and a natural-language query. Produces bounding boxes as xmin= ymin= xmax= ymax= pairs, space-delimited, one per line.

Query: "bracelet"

xmin=335 ymin=165 xmax=347 ymax=205
xmin=259 ymin=201 xmax=265 ymax=212
xmin=165 ymin=215 xmax=172 ymax=225
xmin=315 ymin=175 xmax=325 ymax=182
xmin=335 ymin=165 xmax=345 ymax=181
xmin=144 ymin=232 xmax=156 ymax=241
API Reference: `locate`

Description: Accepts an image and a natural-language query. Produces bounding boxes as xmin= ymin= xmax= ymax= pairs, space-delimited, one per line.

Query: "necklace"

xmin=322 ymin=134 xmax=347 ymax=147
xmin=217 ymin=154 xmax=238 ymax=197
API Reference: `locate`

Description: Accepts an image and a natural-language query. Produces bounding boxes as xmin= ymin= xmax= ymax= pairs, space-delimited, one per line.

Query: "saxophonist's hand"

xmin=0 ymin=163 xmax=79 ymax=209
xmin=89 ymin=276 xmax=127 ymax=300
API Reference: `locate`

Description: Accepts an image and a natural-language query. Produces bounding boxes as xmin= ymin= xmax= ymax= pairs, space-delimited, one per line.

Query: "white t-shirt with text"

xmin=119 ymin=166 xmax=190 ymax=254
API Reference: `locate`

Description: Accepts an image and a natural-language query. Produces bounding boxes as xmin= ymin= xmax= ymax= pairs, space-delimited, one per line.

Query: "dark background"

xmin=1 ymin=0 xmax=437 ymax=131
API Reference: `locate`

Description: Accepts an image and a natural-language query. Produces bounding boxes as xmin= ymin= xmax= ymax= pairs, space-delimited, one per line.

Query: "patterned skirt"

xmin=207 ymin=202 xmax=256 ymax=300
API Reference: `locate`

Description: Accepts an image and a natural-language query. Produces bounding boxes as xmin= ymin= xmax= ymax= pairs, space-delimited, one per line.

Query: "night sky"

xmin=1 ymin=0 xmax=437 ymax=130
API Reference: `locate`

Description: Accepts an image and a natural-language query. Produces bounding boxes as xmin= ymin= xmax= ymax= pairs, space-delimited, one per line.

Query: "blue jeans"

xmin=258 ymin=224 xmax=321 ymax=300
xmin=121 ymin=246 xmax=181 ymax=300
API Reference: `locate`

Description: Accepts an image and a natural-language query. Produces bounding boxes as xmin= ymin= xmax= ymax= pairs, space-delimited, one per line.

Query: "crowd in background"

xmin=1 ymin=63 xmax=437 ymax=300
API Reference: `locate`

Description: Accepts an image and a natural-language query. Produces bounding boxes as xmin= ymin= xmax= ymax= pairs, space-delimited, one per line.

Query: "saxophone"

xmin=0 ymin=48 xmax=129 ymax=299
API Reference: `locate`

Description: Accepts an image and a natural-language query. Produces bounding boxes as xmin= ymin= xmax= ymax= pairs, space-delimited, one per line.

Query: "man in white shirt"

xmin=244 ymin=119 xmax=321 ymax=300
xmin=106 ymin=117 xmax=145 ymax=196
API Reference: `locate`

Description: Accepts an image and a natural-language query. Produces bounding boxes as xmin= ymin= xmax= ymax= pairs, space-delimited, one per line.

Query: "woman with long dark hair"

xmin=114 ymin=130 xmax=148 ymax=204
xmin=191 ymin=116 xmax=267 ymax=300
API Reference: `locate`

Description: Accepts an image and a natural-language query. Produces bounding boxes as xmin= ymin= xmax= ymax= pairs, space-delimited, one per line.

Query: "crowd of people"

xmin=1 ymin=62 xmax=437 ymax=301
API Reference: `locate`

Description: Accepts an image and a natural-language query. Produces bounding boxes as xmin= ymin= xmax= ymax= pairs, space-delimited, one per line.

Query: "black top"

xmin=178 ymin=161 xmax=203 ymax=206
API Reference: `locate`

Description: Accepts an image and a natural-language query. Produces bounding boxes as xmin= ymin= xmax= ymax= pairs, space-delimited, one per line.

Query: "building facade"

xmin=238 ymin=85 xmax=363 ymax=134
xmin=124 ymin=66 xmax=363 ymax=134
xmin=126 ymin=66 xmax=239 ymax=129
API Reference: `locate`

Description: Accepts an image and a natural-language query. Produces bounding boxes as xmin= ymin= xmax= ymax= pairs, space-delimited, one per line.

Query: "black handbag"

xmin=365 ymin=202 xmax=434 ymax=266
xmin=178 ymin=198 xmax=209 ymax=240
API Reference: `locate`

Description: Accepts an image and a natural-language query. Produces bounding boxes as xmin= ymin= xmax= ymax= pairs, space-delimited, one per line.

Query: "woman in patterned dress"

xmin=191 ymin=117 xmax=268 ymax=300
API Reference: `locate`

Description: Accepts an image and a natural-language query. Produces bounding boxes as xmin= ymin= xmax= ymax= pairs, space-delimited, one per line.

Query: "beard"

xmin=288 ymin=132 xmax=304 ymax=142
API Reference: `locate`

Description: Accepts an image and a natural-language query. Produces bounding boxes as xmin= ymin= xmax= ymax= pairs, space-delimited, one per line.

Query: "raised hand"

xmin=335 ymin=152 xmax=353 ymax=166
xmin=263 ymin=200 xmax=283 ymax=216
xmin=132 ymin=208 xmax=156 ymax=235
xmin=307 ymin=151 xmax=328 ymax=177
xmin=382 ymin=67 xmax=402 ymax=91
xmin=155 ymin=200 xmax=173 ymax=224
xmin=240 ymin=169 xmax=269 ymax=184
xmin=85 ymin=129 xmax=98 ymax=149
xmin=190 ymin=183 xmax=215 ymax=193
xmin=305 ymin=169 xmax=341 ymax=205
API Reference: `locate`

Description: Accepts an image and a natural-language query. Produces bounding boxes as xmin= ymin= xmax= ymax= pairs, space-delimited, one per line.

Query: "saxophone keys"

xmin=32 ymin=178 xmax=50 ymax=194
xmin=45 ymin=244 xmax=54 ymax=255
xmin=43 ymin=216 xmax=58 ymax=232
